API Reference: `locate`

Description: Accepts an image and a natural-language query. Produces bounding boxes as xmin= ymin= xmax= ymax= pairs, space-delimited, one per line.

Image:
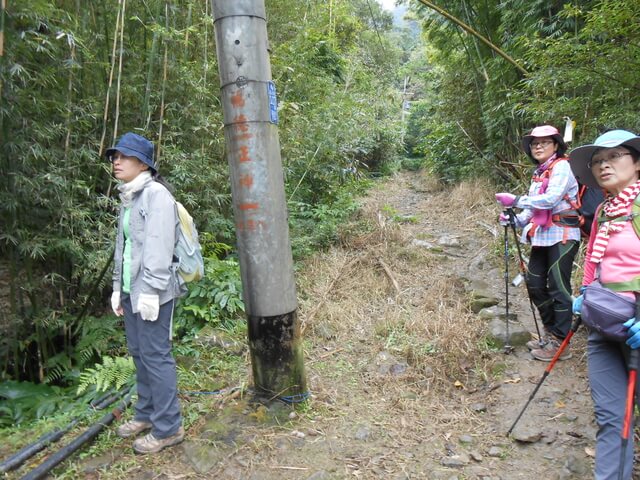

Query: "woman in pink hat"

xmin=495 ymin=125 xmax=581 ymax=361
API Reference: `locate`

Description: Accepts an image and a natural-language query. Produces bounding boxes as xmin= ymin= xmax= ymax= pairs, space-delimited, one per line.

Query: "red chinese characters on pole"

xmin=230 ymin=90 xmax=245 ymax=108
xmin=236 ymin=218 xmax=266 ymax=233
xmin=230 ymin=89 xmax=265 ymax=234
xmin=239 ymin=174 xmax=253 ymax=188
xmin=232 ymin=114 xmax=253 ymax=142
xmin=238 ymin=146 xmax=251 ymax=163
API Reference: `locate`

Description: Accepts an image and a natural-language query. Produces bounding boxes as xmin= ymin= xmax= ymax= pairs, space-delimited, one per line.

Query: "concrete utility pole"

xmin=211 ymin=0 xmax=307 ymax=401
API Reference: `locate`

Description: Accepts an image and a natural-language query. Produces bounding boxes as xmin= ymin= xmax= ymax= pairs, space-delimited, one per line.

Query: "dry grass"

xmin=298 ymin=172 xmax=498 ymax=399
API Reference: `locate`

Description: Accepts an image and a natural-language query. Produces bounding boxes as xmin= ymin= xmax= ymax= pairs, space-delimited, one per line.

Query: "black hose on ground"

xmin=0 ymin=388 xmax=129 ymax=474
xmin=19 ymin=390 xmax=133 ymax=480
xmin=0 ymin=420 xmax=80 ymax=474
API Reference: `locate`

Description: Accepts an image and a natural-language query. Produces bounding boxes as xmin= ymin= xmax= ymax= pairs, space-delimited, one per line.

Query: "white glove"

xmin=138 ymin=293 xmax=160 ymax=321
xmin=111 ymin=291 xmax=122 ymax=316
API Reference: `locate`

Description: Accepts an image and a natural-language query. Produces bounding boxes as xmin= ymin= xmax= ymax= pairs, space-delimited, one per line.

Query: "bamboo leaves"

xmin=1 ymin=0 xmax=404 ymax=389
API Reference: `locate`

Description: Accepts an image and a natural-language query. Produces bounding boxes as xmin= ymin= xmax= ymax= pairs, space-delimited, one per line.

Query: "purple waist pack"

xmin=582 ymin=280 xmax=636 ymax=341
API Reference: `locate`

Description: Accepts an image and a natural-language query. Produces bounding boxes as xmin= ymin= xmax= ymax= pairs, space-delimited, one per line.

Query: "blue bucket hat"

xmin=105 ymin=132 xmax=156 ymax=173
xmin=569 ymin=130 xmax=640 ymax=188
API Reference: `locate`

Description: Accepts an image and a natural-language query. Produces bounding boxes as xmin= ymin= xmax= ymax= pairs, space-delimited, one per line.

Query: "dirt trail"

xmin=85 ymin=170 xmax=601 ymax=479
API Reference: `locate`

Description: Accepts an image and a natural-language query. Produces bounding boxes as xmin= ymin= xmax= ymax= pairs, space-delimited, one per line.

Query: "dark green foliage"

xmin=0 ymin=381 xmax=71 ymax=427
xmin=417 ymin=120 xmax=484 ymax=184
xmin=405 ymin=0 xmax=640 ymax=185
xmin=174 ymin=241 xmax=245 ymax=334
xmin=1 ymin=0 xmax=402 ymax=392
xmin=289 ymin=184 xmax=365 ymax=259
xmin=514 ymin=0 xmax=640 ymax=139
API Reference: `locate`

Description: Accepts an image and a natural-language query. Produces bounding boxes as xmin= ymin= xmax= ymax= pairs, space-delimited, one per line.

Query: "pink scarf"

xmin=531 ymin=154 xmax=559 ymax=229
xmin=590 ymin=179 xmax=640 ymax=263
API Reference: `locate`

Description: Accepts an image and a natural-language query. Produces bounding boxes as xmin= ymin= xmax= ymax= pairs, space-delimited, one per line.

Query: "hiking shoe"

xmin=526 ymin=337 xmax=548 ymax=351
xmin=531 ymin=339 xmax=571 ymax=362
xmin=133 ymin=426 xmax=185 ymax=454
xmin=116 ymin=420 xmax=152 ymax=438
xmin=526 ymin=327 xmax=552 ymax=350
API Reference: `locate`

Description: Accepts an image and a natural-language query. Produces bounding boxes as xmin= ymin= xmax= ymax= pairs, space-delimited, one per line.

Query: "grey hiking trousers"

xmin=588 ymin=330 xmax=640 ymax=480
xmin=122 ymin=294 xmax=182 ymax=439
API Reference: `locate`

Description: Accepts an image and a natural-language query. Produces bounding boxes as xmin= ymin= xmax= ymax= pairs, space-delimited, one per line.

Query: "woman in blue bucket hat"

xmin=106 ymin=132 xmax=186 ymax=454
xmin=495 ymin=125 xmax=581 ymax=362
xmin=570 ymin=129 xmax=640 ymax=479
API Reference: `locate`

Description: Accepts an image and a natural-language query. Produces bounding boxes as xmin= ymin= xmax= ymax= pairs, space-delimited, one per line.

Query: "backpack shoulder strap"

xmin=532 ymin=157 xmax=565 ymax=181
xmin=596 ymin=195 xmax=640 ymax=233
xmin=633 ymin=195 xmax=640 ymax=239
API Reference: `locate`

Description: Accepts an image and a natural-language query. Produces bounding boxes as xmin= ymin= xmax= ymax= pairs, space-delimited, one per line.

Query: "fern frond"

xmin=77 ymin=355 xmax=135 ymax=394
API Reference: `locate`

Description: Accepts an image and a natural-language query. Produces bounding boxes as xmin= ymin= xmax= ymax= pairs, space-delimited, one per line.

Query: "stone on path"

xmin=488 ymin=317 xmax=531 ymax=347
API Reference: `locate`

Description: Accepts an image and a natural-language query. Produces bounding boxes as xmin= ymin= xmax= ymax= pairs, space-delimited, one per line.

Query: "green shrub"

xmin=175 ymin=253 xmax=245 ymax=334
xmin=289 ymin=185 xmax=363 ymax=259
xmin=0 ymin=381 xmax=71 ymax=426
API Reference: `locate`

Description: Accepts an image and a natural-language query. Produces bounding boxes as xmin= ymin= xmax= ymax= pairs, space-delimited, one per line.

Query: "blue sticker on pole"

xmin=267 ymin=81 xmax=278 ymax=125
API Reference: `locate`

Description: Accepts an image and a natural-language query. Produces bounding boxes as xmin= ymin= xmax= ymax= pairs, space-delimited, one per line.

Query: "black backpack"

xmin=536 ymin=158 xmax=604 ymax=239
xmin=577 ymin=184 xmax=605 ymax=237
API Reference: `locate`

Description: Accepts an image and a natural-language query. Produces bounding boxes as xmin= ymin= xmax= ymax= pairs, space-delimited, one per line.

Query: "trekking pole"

xmin=506 ymin=315 xmax=582 ymax=436
xmin=503 ymin=222 xmax=514 ymax=354
xmin=618 ymin=297 xmax=640 ymax=480
xmin=618 ymin=350 xmax=638 ymax=480
xmin=505 ymin=208 xmax=544 ymax=346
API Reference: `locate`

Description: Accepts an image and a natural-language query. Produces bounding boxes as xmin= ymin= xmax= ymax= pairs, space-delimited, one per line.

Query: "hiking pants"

xmin=526 ymin=241 xmax=578 ymax=339
xmin=588 ymin=331 xmax=640 ymax=480
xmin=122 ymin=294 xmax=182 ymax=439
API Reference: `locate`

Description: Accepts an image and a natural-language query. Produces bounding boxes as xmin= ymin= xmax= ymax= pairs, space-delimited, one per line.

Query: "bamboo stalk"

xmin=142 ymin=3 xmax=162 ymax=130
xmin=199 ymin=0 xmax=209 ymax=157
xmin=0 ymin=0 xmax=5 ymax=57
xmin=64 ymin=39 xmax=76 ymax=158
xmin=0 ymin=0 xmax=6 ymax=142
xmin=156 ymin=2 xmax=169 ymax=166
xmin=455 ymin=31 xmax=485 ymax=110
xmin=113 ymin=0 xmax=127 ymax=141
xmin=460 ymin=0 xmax=489 ymax=82
xmin=329 ymin=0 xmax=333 ymax=42
xmin=378 ymin=258 xmax=401 ymax=295
xmin=414 ymin=0 xmax=528 ymax=76
xmin=98 ymin=0 xmax=123 ymax=158
xmin=184 ymin=3 xmax=192 ymax=57
xmin=203 ymin=0 xmax=208 ymax=90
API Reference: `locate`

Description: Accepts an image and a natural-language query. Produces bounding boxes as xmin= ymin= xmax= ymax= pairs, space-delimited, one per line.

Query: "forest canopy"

xmin=403 ymin=0 xmax=640 ymax=183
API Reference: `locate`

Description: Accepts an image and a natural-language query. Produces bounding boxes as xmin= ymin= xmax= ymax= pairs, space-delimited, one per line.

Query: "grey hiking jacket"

xmin=112 ymin=181 xmax=186 ymax=312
